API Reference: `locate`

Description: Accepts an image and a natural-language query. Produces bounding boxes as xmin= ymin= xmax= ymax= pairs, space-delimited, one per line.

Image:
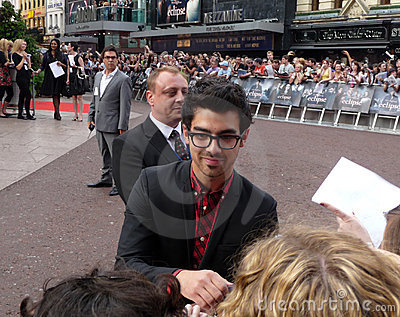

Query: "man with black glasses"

xmin=116 ymin=80 xmax=278 ymax=313
xmin=87 ymin=46 xmax=132 ymax=196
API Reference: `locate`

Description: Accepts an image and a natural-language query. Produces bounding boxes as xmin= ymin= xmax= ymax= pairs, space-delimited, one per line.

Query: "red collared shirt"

xmin=190 ymin=164 xmax=234 ymax=267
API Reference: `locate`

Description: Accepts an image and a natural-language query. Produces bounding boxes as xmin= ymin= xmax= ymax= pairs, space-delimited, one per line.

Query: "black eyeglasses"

xmin=104 ymin=56 xmax=117 ymax=60
xmin=188 ymin=132 xmax=243 ymax=150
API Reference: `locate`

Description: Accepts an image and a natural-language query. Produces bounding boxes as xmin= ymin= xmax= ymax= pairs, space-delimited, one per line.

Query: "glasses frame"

xmin=188 ymin=132 xmax=244 ymax=150
xmin=104 ymin=56 xmax=117 ymax=60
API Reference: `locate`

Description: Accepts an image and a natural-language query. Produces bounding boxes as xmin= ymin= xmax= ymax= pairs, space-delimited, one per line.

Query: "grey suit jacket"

xmin=88 ymin=69 xmax=132 ymax=133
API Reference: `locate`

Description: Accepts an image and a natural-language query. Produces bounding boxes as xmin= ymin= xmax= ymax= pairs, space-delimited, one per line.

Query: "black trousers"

xmin=0 ymin=85 xmax=13 ymax=103
xmin=16 ymin=77 xmax=31 ymax=116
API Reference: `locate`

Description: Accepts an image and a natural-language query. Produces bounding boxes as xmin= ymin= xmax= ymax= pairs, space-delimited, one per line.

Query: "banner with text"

xmin=370 ymin=86 xmax=400 ymax=116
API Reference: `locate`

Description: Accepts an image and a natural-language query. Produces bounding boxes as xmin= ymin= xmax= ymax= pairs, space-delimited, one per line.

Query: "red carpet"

xmin=33 ymin=100 xmax=90 ymax=113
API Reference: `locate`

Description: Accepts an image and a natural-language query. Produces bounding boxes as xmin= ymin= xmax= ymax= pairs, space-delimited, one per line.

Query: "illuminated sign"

xmin=28 ymin=10 xmax=34 ymax=18
xmin=157 ymin=0 xmax=200 ymax=26
xmin=204 ymin=9 xmax=243 ymax=24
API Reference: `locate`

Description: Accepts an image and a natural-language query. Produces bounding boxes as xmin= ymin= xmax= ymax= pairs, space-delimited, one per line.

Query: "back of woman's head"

xmin=218 ymin=228 xmax=400 ymax=317
xmin=382 ymin=206 xmax=400 ymax=256
xmin=21 ymin=269 xmax=185 ymax=317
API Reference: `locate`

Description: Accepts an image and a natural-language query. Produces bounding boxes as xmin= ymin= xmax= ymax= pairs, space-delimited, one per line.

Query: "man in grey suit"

xmin=112 ymin=66 xmax=188 ymax=204
xmin=87 ymin=46 xmax=132 ymax=196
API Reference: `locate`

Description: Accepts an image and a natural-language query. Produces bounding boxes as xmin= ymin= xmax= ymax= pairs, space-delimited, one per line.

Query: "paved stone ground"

xmin=1 ymin=101 xmax=399 ymax=315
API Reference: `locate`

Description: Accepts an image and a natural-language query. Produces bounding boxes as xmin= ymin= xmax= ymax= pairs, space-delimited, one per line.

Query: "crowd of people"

xmin=2 ymin=42 xmax=400 ymax=316
xmin=2 ymin=40 xmax=400 ymax=122
xmin=70 ymin=47 xmax=400 ymax=90
xmin=15 ymin=49 xmax=400 ymax=316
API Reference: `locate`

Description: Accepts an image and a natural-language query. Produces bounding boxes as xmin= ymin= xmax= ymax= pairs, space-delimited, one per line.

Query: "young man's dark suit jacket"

xmin=116 ymin=160 xmax=278 ymax=282
xmin=112 ymin=115 xmax=180 ymax=204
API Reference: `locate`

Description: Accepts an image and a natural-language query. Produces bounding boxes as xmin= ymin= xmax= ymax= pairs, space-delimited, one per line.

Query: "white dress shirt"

xmin=149 ymin=112 xmax=187 ymax=153
xmin=100 ymin=67 xmax=118 ymax=97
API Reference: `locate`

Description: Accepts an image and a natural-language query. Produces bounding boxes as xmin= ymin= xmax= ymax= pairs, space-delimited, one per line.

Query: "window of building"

xmin=42 ymin=0 xmax=44 ymax=6
xmin=33 ymin=0 xmax=35 ymax=8
xmin=49 ymin=14 xmax=52 ymax=28
xmin=312 ymin=0 xmax=319 ymax=11
xmin=55 ymin=14 xmax=58 ymax=27
xmin=334 ymin=0 xmax=343 ymax=8
xmin=28 ymin=0 xmax=31 ymax=9
xmin=381 ymin=0 xmax=390 ymax=4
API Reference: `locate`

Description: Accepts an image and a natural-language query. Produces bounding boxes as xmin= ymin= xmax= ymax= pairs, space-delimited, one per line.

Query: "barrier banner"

xmin=370 ymin=86 xmax=400 ymax=116
xmin=301 ymin=82 xmax=338 ymax=109
xmin=334 ymin=83 xmax=374 ymax=113
xmin=271 ymin=81 xmax=304 ymax=107
xmin=235 ymin=77 xmax=279 ymax=104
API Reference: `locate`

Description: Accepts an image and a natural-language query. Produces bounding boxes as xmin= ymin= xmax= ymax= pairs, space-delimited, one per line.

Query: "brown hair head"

xmin=382 ymin=206 xmax=400 ymax=255
xmin=21 ymin=268 xmax=185 ymax=317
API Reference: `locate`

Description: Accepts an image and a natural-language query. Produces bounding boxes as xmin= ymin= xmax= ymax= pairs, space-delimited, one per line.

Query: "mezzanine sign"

xmin=204 ymin=9 xmax=243 ymax=24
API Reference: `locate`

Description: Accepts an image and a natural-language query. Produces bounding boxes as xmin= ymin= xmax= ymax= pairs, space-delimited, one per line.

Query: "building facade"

xmin=64 ymin=0 xmax=147 ymax=52
xmin=129 ymin=0 xmax=296 ymax=55
xmin=20 ymin=0 xmax=46 ymax=33
xmin=292 ymin=0 xmax=400 ymax=61
xmin=45 ymin=0 xmax=65 ymax=41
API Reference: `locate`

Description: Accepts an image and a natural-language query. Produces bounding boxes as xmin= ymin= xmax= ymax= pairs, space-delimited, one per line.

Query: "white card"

xmin=94 ymin=87 xmax=99 ymax=96
xmin=312 ymin=157 xmax=400 ymax=247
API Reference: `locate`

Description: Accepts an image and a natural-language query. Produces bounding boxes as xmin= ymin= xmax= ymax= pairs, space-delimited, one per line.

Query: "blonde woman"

xmin=218 ymin=229 xmax=400 ymax=317
xmin=0 ymin=38 xmax=14 ymax=117
xmin=11 ymin=39 xmax=35 ymax=120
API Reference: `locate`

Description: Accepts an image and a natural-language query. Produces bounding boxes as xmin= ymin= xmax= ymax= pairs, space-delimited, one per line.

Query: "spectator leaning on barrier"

xmin=277 ymin=55 xmax=294 ymax=79
xmin=206 ymin=60 xmax=220 ymax=76
xmin=375 ymin=62 xmax=388 ymax=84
xmin=289 ymin=63 xmax=304 ymax=85
xmin=253 ymin=58 xmax=265 ymax=76
xmin=217 ymin=60 xmax=231 ymax=79
xmin=383 ymin=67 xmax=399 ymax=92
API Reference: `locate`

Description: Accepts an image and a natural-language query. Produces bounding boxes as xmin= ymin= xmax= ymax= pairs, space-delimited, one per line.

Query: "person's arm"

xmin=118 ymin=76 xmax=132 ymax=134
xmin=320 ymin=202 xmax=373 ymax=245
xmin=343 ymin=50 xmax=353 ymax=65
xmin=115 ymin=169 xmax=181 ymax=277
xmin=13 ymin=53 xmax=26 ymax=71
xmin=88 ymin=73 xmax=97 ymax=127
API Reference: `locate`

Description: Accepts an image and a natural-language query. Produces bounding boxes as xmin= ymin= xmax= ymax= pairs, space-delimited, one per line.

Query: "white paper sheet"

xmin=68 ymin=55 xmax=75 ymax=66
xmin=49 ymin=61 xmax=65 ymax=78
xmin=312 ymin=157 xmax=400 ymax=247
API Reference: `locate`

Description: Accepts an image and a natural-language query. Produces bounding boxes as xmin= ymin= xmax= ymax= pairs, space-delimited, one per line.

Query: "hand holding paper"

xmin=49 ymin=61 xmax=65 ymax=78
xmin=312 ymin=157 xmax=400 ymax=247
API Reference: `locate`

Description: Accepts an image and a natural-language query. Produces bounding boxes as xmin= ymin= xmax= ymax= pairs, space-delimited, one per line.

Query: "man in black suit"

xmin=116 ymin=80 xmax=278 ymax=312
xmin=112 ymin=66 xmax=189 ymax=204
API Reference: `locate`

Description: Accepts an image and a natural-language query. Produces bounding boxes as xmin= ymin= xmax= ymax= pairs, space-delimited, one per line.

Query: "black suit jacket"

xmin=112 ymin=115 xmax=180 ymax=204
xmin=116 ymin=160 xmax=278 ymax=282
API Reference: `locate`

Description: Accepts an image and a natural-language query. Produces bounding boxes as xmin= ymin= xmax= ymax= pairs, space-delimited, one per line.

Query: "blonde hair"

xmin=11 ymin=39 xmax=25 ymax=55
xmin=0 ymin=38 xmax=9 ymax=62
xmin=147 ymin=66 xmax=187 ymax=93
xmin=217 ymin=229 xmax=400 ymax=317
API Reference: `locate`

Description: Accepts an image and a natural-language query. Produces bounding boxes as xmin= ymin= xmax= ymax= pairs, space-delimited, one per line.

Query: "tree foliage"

xmin=0 ymin=0 xmax=40 ymax=68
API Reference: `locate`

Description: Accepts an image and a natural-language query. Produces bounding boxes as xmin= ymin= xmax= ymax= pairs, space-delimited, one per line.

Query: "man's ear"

xmin=239 ymin=129 xmax=250 ymax=147
xmin=182 ymin=124 xmax=190 ymax=145
xmin=146 ymin=90 xmax=154 ymax=107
